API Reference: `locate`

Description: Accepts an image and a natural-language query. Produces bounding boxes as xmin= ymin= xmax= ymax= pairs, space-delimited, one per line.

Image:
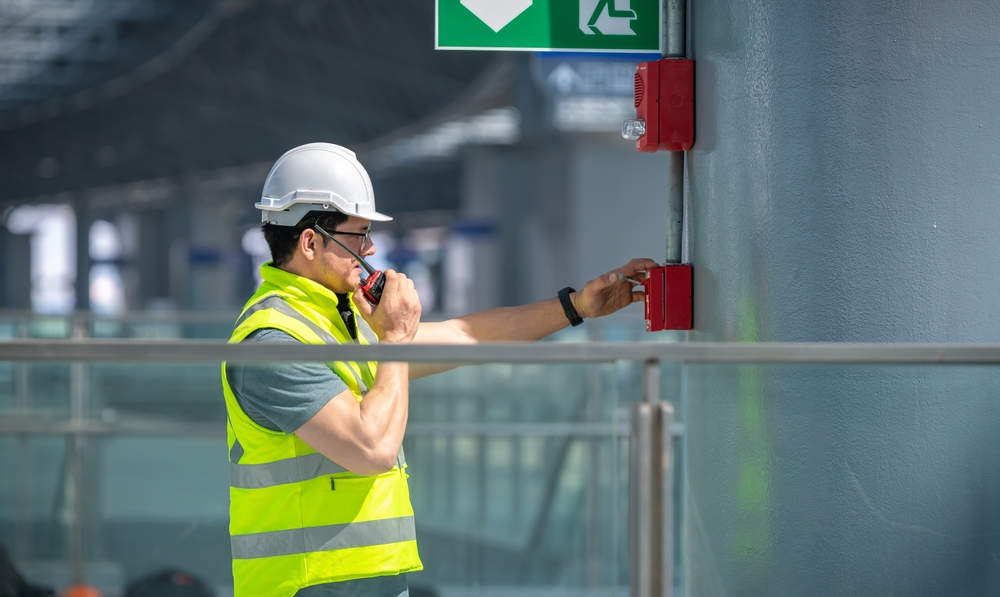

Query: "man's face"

xmin=312 ymin=215 xmax=375 ymax=294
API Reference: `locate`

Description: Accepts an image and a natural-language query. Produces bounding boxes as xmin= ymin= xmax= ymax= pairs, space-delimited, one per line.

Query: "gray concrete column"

xmin=685 ymin=0 xmax=1000 ymax=594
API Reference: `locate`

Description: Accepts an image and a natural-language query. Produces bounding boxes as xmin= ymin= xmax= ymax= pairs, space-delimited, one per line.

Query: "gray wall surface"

xmin=685 ymin=0 xmax=1000 ymax=594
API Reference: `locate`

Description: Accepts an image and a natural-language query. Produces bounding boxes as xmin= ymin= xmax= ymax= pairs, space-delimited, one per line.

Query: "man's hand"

xmin=354 ymin=270 xmax=422 ymax=343
xmin=572 ymin=258 xmax=659 ymax=319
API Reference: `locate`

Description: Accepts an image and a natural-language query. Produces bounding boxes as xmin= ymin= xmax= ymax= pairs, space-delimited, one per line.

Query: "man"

xmin=222 ymin=143 xmax=656 ymax=597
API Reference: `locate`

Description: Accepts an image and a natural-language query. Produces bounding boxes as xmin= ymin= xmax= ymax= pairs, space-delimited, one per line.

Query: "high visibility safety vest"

xmin=221 ymin=264 xmax=422 ymax=597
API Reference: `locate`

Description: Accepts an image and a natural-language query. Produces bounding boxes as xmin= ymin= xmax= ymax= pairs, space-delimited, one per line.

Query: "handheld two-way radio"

xmin=314 ymin=225 xmax=385 ymax=305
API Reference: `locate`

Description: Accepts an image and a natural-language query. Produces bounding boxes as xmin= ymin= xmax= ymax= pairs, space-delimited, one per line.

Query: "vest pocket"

xmin=299 ymin=470 xmax=412 ymax=529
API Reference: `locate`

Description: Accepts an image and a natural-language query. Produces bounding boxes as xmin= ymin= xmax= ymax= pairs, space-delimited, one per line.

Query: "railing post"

xmin=15 ymin=319 xmax=31 ymax=561
xmin=630 ymin=400 xmax=654 ymax=597
xmin=68 ymin=319 xmax=89 ymax=585
xmin=659 ymin=400 xmax=674 ymax=597
xmin=630 ymin=360 xmax=674 ymax=597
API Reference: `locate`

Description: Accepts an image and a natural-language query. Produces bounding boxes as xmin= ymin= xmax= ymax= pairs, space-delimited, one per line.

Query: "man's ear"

xmin=299 ymin=228 xmax=318 ymax=261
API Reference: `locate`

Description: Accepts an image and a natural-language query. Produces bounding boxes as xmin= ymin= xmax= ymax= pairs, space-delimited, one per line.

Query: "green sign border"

xmin=436 ymin=0 xmax=662 ymax=53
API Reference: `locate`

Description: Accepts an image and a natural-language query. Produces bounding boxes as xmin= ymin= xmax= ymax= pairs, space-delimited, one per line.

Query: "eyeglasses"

xmin=312 ymin=224 xmax=371 ymax=252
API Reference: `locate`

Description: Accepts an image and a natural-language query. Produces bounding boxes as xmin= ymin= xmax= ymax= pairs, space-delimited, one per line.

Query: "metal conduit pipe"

xmin=662 ymin=0 xmax=686 ymax=264
xmin=663 ymin=0 xmax=686 ymax=58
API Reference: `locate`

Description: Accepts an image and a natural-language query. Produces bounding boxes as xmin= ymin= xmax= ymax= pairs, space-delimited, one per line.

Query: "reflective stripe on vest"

xmin=230 ymin=447 xmax=407 ymax=489
xmin=238 ymin=293 xmax=380 ymax=348
xmin=231 ymin=516 xmax=417 ymax=559
xmin=237 ymin=294 xmax=369 ymax=393
xmin=230 ymin=452 xmax=348 ymax=489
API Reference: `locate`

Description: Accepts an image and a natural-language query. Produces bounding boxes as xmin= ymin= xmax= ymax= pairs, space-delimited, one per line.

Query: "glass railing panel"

xmin=88 ymin=363 xmax=225 ymax=424
xmin=0 ymin=363 xmax=72 ymax=417
xmin=0 ymin=353 xmax=655 ymax=597
xmin=98 ymin=436 xmax=231 ymax=589
xmin=0 ymin=362 xmax=227 ymax=420
xmin=28 ymin=318 xmax=75 ymax=339
xmin=0 ymin=435 xmax=72 ymax=563
xmin=0 ymin=321 xmax=28 ymax=339
xmin=0 ymin=313 xmax=239 ymax=341
xmin=404 ymin=362 xmax=636 ymax=594
xmin=396 ymin=355 xmax=680 ymax=597
xmin=0 ymin=361 xmax=16 ymax=411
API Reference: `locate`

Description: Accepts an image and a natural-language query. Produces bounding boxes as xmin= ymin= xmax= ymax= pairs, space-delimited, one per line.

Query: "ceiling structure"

xmin=0 ymin=0 xmax=213 ymax=115
xmin=0 ymin=0 xmax=501 ymax=205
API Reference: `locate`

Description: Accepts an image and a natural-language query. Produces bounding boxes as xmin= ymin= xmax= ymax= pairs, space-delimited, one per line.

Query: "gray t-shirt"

xmin=228 ymin=328 xmax=407 ymax=596
xmin=226 ymin=327 xmax=350 ymax=432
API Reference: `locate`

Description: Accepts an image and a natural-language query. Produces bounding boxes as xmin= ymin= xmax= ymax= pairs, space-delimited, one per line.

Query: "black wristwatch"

xmin=558 ymin=287 xmax=584 ymax=327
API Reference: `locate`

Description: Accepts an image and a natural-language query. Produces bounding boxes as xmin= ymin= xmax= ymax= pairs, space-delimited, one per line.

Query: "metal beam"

xmin=0 ymin=417 xmax=634 ymax=438
xmin=2 ymin=339 xmax=1000 ymax=364
xmin=0 ymin=308 xmax=236 ymax=323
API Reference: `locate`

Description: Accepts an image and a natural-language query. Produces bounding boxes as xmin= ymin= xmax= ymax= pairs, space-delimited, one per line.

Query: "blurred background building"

xmin=0 ymin=0 xmax=671 ymax=318
xmin=0 ymin=1 xmax=671 ymax=595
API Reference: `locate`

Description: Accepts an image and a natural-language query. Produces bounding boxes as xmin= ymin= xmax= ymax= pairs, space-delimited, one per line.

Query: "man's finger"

xmin=584 ymin=271 xmax=617 ymax=295
xmin=631 ymin=257 xmax=658 ymax=267
xmin=615 ymin=272 xmax=643 ymax=285
xmin=631 ymin=290 xmax=645 ymax=303
xmin=354 ymin=288 xmax=375 ymax=318
xmin=621 ymin=258 xmax=659 ymax=276
xmin=382 ymin=269 xmax=400 ymax=296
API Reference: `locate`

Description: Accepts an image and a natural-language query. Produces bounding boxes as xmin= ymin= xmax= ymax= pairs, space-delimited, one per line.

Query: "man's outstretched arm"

xmin=410 ymin=258 xmax=658 ymax=378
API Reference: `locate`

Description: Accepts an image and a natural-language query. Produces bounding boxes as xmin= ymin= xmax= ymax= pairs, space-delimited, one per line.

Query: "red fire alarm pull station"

xmin=622 ymin=59 xmax=694 ymax=152
xmin=643 ymin=264 xmax=693 ymax=331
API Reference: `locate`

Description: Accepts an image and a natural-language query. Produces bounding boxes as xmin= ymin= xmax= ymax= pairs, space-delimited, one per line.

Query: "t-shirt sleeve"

xmin=226 ymin=328 xmax=350 ymax=434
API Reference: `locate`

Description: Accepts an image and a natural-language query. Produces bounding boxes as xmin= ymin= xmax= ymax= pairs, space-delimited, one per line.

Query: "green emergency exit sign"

xmin=436 ymin=0 xmax=661 ymax=53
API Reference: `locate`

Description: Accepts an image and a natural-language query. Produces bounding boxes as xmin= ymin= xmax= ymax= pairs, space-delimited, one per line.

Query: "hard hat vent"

xmin=634 ymin=72 xmax=644 ymax=108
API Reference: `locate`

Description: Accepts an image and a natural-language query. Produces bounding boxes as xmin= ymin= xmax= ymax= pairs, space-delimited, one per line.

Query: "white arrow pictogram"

xmin=461 ymin=0 xmax=533 ymax=33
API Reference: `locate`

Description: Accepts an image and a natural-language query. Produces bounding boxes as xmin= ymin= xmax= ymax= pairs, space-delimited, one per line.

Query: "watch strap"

xmin=558 ymin=287 xmax=584 ymax=327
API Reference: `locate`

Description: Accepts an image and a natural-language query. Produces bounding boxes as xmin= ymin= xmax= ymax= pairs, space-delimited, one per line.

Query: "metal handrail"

xmin=0 ymin=417 xmax=635 ymax=437
xmin=0 ymin=309 xmax=237 ymax=323
xmin=1 ymin=339 xmax=1000 ymax=364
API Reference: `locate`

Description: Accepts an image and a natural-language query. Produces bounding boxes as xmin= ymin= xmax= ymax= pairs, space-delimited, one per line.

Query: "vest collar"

xmin=258 ymin=262 xmax=347 ymax=320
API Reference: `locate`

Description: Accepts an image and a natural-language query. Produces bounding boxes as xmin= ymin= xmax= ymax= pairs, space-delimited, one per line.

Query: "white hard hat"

xmin=256 ymin=143 xmax=392 ymax=226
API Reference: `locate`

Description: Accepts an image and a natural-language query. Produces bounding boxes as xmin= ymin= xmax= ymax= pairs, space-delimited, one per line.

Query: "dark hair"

xmin=262 ymin=210 xmax=349 ymax=266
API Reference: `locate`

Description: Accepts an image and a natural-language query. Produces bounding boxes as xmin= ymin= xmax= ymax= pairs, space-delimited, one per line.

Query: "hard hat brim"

xmin=257 ymin=191 xmax=393 ymax=226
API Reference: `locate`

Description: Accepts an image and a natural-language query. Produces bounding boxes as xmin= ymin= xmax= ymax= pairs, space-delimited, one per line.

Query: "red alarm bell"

xmin=623 ymin=59 xmax=695 ymax=153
